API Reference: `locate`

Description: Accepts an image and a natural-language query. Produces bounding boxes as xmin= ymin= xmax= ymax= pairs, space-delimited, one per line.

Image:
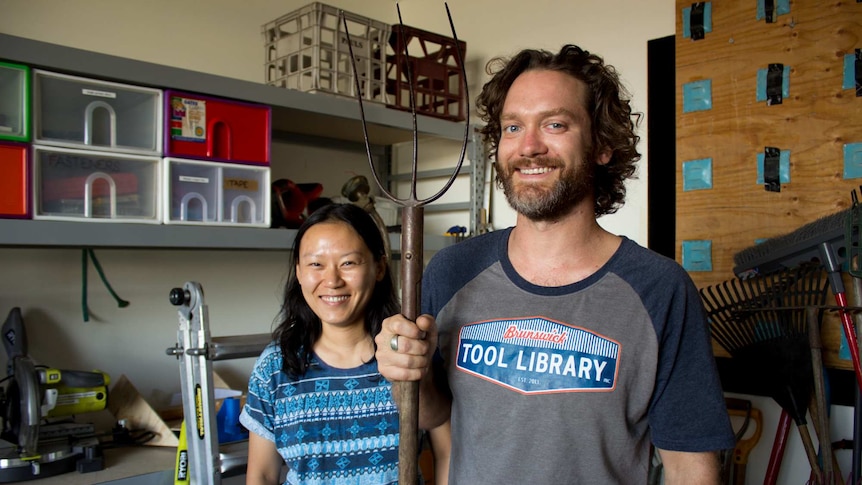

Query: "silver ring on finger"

xmin=390 ymin=334 xmax=399 ymax=352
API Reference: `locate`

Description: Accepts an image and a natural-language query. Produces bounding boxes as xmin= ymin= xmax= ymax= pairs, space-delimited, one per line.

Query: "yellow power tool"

xmin=0 ymin=307 xmax=109 ymax=480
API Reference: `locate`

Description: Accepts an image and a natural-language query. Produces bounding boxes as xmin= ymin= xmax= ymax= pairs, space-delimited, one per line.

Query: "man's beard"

xmin=496 ymin=156 xmax=595 ymax=222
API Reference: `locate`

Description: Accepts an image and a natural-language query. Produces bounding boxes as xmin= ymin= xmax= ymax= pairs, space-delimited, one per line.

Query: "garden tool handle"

xmin=728 ymin=407 xmax=762 ymax=485
xmin=765 ymin=410 xmax=792 ymax=485
xmin=398 ymin=205 xmax=423 ymax=485
xmin=808 ymin=306 xmax=842 ymax=484
xmin=339 ymin=5 xmax=467 ymax=482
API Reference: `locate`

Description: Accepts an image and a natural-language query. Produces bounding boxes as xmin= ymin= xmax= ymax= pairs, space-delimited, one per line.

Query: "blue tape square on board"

xmin=844 ymin=53 xmax=857 ymax=90
xmin=682 ymin=240 xmax=713 ymax=272
xmin=756 ymin=0 xmax=791 ymax=20
xmin=683 ymin=79 xmax=712 ymax=113
xmin=682 ymin=2 xmax=713 ymax=39
xmin=755 ymin=65 xmax=791 ymax=102
xmin=682 ymin=158 xmax=713 ymax=191
xmin=756 ymin=150 xmax=791 ymax=184
xmin=844 ymin=143 xmax=862 ymax=179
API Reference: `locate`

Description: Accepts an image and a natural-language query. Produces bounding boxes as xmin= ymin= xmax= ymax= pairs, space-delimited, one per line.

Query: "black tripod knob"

xmin=169 ymin=288 xmax=188 ymax=306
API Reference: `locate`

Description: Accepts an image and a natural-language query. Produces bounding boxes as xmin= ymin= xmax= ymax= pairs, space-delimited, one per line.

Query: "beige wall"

xmin=0 ymin=0 xmax=672 ymax=409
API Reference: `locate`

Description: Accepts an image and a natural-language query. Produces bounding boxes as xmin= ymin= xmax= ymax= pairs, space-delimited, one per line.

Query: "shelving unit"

xmin=0 ymin=33 xmax=478 ymax=251
xmin=0 ymin=218 xmax=454 ymax=251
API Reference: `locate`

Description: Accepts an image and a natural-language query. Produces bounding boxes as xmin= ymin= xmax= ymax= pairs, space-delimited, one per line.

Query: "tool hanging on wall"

xmin=806 ymin=306 xmax=842 ymax=485
xmin=81 ymin=248 xmax=129 ymax=322
xmin=845 ymin=187 xmax=862 ymax=484
xmin=342 ymin=4 xmax=469 ymax=483
xmin=733 ymin=207 xmax=862 ymax=392
xmin=700 ymin=264 xmax=830 ymax=482
xmin=723 ymin=397 xmax=763 ymax=485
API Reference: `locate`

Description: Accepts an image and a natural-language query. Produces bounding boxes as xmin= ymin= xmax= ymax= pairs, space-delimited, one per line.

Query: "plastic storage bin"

xmin=263 ymin=2 xmax=390 ymax=103
xmin=0 ymin=61 xmax=30 ymax=142
xmin=164 ymin=158 xmax=270 ymax=227
xmin=33 ymin=69 xmax=162 ymax=155
xmin=164 ymin=91 xmax=271 ymax=166
xmin=386 ymin=25 xmax=466 ymax=121
xmin=33 ymin=145 xmax=161 ymax=223
xmin=0 ymin=141 xmax=29 ymax=218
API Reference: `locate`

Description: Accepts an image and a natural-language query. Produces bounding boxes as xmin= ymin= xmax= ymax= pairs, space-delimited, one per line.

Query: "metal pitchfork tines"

xmin=342 ymin=4 xmax=469 ymax=484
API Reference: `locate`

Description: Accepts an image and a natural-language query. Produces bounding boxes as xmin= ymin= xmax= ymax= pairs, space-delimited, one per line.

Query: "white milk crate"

xmin=263 ymin=2 xmax=391 ymax=104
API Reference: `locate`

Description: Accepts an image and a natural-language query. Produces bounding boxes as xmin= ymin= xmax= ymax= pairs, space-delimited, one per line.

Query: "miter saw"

xmin=0 ymin=307 xmax=109 ymax=482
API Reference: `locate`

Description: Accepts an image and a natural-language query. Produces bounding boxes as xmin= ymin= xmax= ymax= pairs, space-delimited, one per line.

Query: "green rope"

xmin=87 ymin=249 xmax=130 ymax=308
xmin=81 ymin=248 xmax=130 ymax=322
xmin=82 ymin=249 xmax=89 ymax=322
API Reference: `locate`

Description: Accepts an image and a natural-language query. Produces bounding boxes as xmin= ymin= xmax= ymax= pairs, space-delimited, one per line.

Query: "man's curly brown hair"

xmin=476 ymin=45 xmax=642 ymax=217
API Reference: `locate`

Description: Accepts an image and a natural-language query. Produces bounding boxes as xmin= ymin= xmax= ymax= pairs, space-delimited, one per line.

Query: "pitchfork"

xmin=342 ymin=4 xmax=469 ymax=484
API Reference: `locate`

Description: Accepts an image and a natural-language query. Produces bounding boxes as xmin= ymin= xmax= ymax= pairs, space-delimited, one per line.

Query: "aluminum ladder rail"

xmin=167 ymin=281 xmax=270 ymax=485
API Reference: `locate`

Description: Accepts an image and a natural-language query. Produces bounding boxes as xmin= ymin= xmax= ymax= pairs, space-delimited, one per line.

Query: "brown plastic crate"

xmin=386 ymin=24 xmax=466 ymax=121
xmin=263 ymin=2 xmax=390 ymax=103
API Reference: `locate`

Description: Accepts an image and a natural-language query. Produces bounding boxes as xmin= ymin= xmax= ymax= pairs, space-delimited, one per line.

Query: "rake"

xmin=700 ymin=264 xmax=830 ymax=482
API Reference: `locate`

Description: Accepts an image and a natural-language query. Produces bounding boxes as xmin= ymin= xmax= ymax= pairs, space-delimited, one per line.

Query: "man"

xmin=377 ymin=45 xmax=734 ymax=484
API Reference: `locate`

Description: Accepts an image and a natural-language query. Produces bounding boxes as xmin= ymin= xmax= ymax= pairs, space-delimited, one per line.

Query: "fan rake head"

xmin=701 ymin=264 xmax=828 ymax=353
xmin=699 ymin=264 xmax=828 ymax=426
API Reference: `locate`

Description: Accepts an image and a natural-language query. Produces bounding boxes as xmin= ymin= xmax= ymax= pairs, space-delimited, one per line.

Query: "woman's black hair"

xmin=273 ymin=203 xmax=399 ymax=377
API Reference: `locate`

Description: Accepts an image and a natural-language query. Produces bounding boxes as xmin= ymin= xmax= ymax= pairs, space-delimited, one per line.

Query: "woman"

xmin=241 ymin=203 xmax=449 ymax=485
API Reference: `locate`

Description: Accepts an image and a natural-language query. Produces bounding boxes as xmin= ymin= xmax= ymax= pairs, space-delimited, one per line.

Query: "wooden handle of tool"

xmin=395 ymin=380 xmax=420 ymax=484
xmin=398 ymin=205 xmax=424 ymax=485
xmin=798 ymin=423 xmax=824 ymax=484
xmin=807 ymin=306 xmax=843 ymax=484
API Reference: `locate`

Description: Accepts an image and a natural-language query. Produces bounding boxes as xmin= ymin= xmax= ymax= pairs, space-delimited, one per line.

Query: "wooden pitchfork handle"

xmin=342 ymin=4 xmax=469 ymax=484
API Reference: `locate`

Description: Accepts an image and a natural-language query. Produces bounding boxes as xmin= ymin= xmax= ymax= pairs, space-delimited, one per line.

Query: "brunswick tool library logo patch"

xmin=456 ymin=317 xmax=620 ymax=394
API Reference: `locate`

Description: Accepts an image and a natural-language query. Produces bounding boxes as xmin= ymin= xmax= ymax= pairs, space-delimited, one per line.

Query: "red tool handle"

xmin=834 ymin=292 xmax=862 ymax=391
xmin=764 ymin=410 xmax=792 ymax=485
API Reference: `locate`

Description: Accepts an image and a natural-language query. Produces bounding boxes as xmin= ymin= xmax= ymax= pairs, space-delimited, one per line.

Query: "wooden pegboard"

xmin=674 ymin=0 xmax=862 ymax=367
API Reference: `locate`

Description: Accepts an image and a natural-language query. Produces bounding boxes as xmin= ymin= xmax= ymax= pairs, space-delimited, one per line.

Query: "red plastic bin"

xmin=0 ymin=141 xmax=30 ymax=218
xmin=164 ymin=90 xmax=271 ymax=166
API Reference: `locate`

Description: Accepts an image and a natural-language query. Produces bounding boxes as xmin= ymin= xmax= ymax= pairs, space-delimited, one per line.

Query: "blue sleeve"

xmin=648 ymin=266 xmax=735 ymax=452
xmin=239 ymin=343 xmax=280 ymax=442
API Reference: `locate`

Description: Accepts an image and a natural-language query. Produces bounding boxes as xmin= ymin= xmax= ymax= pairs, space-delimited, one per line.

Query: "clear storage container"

xmin=33 ymin=145 xmax=161 ymax=223
xmin=164 ymin=158 xmax=270 ymax=227
xmin=33 ymin=70 xmax=162 ymax=155
xmin=0 ymin=61 xmax=30 ymax=142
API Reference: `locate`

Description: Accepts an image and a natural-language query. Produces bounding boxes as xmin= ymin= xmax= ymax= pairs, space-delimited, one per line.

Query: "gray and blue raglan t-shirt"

xmin=422 ymin=228 xmax=735 ymax=484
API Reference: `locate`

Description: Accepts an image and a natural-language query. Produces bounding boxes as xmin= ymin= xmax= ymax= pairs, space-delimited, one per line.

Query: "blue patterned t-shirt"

xmin=240 ymin=342 xmax=399 ymax=485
